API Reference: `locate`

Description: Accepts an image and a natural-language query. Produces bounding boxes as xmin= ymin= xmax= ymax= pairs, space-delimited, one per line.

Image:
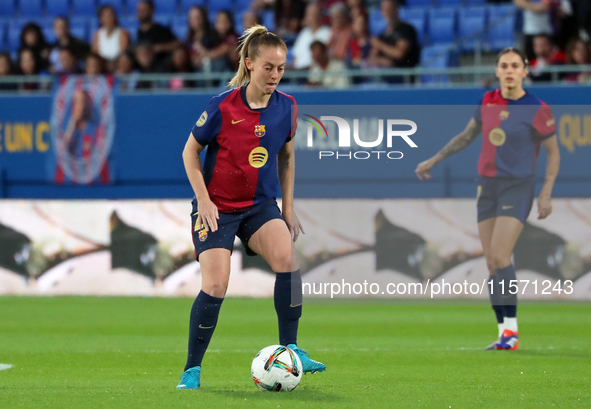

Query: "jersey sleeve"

xmin=191 ymin=97 xmax=223 ymax=146
xmin=532 ymin=103 xmax=556 ymax=140
xmin=285 ymin=99 xmax=298 ymax=143
xmin=473 ymin=95 xmax=485 ymax=124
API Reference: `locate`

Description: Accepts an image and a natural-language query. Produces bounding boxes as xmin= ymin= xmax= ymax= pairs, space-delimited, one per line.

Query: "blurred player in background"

xmin=415 ymin=48 xmax=561 ymax=350
xmin=177 ymin=25 xmax=326 ymax=390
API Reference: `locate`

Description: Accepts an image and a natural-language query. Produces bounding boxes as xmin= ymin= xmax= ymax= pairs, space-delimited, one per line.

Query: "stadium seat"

xmin=19 ymin=0 xmax=43 ymax=17
xmin=235 ymin=0 xmax=251 ymax=13
xmin=261 ymin=10 xmax=274 ymax=32
xmin=437 ymin=0 xmax=463 ymax=6
xmin=153 ymin=13 xmax=173 ymax=27
xmin=72 ymin=0 xmax=97 ymax=16
xmin=96 ymin=0 xmax=124 ymax=15
xmin=126 ymin=0 xmax=141 ymax=14
xmin=488 ymin=5 xmax=515 ymax=51
xmin=172 ymin=23 xmax=187 ymax=41
xmin=458 ymin=7 xmax=487 ymax=52
xmin=70 ymin=21 xmax=89 ymax=42
xmin=405 ymin=0 xmax=432 ymax=7
xmin=208 ymin=0 xmax=233 ymax=15
xmin=399 ymin=7 xmax=427 ymax=45
xmin=153 ymin=0 xmax=178 ymax=14
xmin=7 ymin=22 xmax=22 ymax=54
xmin=0 ymin=21 xmax=6 ymax=51
xmin=428 ymin=8 xmax=456 ymax=45
xmin=420 ymin=44 xmax=455 ymax=83
xmin=181 ymin=0 xmax=207 ymax=13
xmin=369 ymin=9 xmax=386 ymax=37
xmin=41 ymin=25 xmax=56 ymax=44
xmin=119 ymin=15 xmax=138 ymax=40
xmin=234 ymin=10 xmax=245 ymax=34
xmin=47 ymin=0 xmax=70 ymax=17
xmin=0 ymin=0 xmax=16 ymax=17
xmin=465 ymin=0 xmax=486 ymax=5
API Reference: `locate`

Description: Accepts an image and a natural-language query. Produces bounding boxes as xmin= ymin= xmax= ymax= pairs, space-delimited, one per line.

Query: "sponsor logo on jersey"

xmin=249 ymin=147 xmax=268 ymax=168
xmin=489 ymin=128 xmax=506 ymax=146
xmin=196 ymin=111 xmax=208 ymax=127
xmin=254 ymin=124 xmax=266 ymax=137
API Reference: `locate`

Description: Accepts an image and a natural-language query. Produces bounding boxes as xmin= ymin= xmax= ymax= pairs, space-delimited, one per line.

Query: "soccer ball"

xmin=251 ymin=345 xmax=302 ymax=392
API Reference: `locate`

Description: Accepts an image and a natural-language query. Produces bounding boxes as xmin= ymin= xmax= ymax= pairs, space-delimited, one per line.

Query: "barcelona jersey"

xmin=473 ymin=89 xmax=555 ymax=178
xmin=191 ymin=85 xmax=297 ymax=212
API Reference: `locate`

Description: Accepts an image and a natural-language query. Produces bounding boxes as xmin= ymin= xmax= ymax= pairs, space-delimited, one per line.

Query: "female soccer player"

xmin=177 ymin=25 xmax=326 ymax=390
xmin=415 ymin=48 xmax=560 ymax=350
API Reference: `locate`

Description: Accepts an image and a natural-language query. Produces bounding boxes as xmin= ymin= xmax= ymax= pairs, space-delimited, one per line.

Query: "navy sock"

xmin=185 ymin=290 xmax=224 ymax=371
xmin=488 ymin=274 xmax=504 ymax=324
xmin=496 ymin=264 xmax=517 ymax=318
xmin=274 ymin=270 xmax=302 ymax=346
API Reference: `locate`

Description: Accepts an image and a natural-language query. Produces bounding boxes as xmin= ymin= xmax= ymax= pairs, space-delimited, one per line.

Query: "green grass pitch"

xmin=1 ymin=297 xmax=590 ymax=408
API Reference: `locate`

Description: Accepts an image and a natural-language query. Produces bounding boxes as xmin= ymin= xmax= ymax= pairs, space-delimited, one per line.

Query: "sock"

xmin=496 ymin=264 xmax=517 ymax=319
xmin=274 ymin=270 xmax=302 ymax=346
xmin=498 ymin=323 xmax=505 ymax=338
xmin=185 ymin=290 xmax=224 ymax=371
xmin=504 ymin=317 xmax=518 ymax=333
xmin=488 ymin=275 xmax=504 ymax=325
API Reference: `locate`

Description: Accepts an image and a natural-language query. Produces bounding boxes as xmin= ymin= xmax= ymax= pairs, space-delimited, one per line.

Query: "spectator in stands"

xmin=326 ymin=3 xmax=353 ymax=61
xmin=208 ymin=10 xmax=239 ymax=72
xmin=571 ymin=0 xmax=591 ymax=42
xmin=169 ymin=46 xmax=195 ymax=89
xmin=136 ymin=0 xmax=180 ymax=64
xmin=564 ymin=37 xmax=591 ymax=82
xmin=275 ymin=0 xmax=305 ymax=45
xmin=243 ymin=11 xmax=262 ymax=31
xmin=0 ymin=52 xmax=17 ymax=91
xmin=185 ymin=6 xmax=220 ymax=72
xmin=17 ymin=48 xmax=43 ymax=90
xmin=290 ymin=3 xmax=331 ymax=70
xmin=347 ymin=0 xmax=368 ymax=20
xmin=49 ymin=17 xmax=90 ymax=74
xmin=85 ymin=53 xmax=106 ymax=76
xmin=92 ymin=5 xmax=131 ymax=71
xmin=57 ymin=47 xmax=82 ymax=75
xmin=529 ymin=34 xmax=566 ymax=81
xmin=307 ymin=40 xmax=350 ymax=88
xmin=135 ymin=42 xmax=168 ymax=88
xmin=514 ymin=0 xmax=555 ymax=61
xmin=348 ymin=12 xmax=373 ymax=68
xmin=19 ymin=23 xmax=50 ymax=71
xmin=115 ymin=50 xmax=140 ymax=90
xmin=369 ymin=0 xmax=420 ymax=81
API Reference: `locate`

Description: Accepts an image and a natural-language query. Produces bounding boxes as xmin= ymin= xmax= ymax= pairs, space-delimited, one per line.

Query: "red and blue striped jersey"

xmin=473 ymin=89 xmax=555 ymax=178
xmin=191 ymin=85 xmax=297 ymax=212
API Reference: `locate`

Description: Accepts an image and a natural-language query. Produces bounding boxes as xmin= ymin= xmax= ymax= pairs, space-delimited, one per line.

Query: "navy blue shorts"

xmin=477 ymin=177 xmax=535 ymax=223
xmin=191 ymin=198 xmax=284 ymax=259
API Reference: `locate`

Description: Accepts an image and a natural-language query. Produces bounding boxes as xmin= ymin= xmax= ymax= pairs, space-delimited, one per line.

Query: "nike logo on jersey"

xmin=231 ymin=119 xmax=245 ymax=124
xmin=502 ymin=205 xmax=514 ymax=210
xmin=198 ymin=324 xmax=214 ymax=329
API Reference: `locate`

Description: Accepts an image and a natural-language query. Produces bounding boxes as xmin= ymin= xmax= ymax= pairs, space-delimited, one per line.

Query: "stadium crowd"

xmin=0 ymin=0 xmax=590 ymax=91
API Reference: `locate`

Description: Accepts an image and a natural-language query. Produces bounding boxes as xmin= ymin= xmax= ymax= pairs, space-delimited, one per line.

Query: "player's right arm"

xmin=182 ymin=134 xmax=219 ymax=232
xmin=415 ymin=118 xmax=482 ymax=180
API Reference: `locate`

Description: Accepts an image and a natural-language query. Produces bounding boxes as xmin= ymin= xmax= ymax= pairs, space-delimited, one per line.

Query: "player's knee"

xmin=490 ymin=252 xmax=511 ymax=270
xmin=485 ymin=258 xmax=495 ymax=275
xmin=270 ymin=248 xmax=293 ymax=273
xmin=202 ymin=280 xmax=228 ymax=298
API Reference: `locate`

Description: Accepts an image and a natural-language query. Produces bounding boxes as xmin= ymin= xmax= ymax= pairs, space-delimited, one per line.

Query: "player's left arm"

xmin=538 ymin=135 xmax=560 ymax=219
xmin=278 ymin=139 xmax=304 ymax=241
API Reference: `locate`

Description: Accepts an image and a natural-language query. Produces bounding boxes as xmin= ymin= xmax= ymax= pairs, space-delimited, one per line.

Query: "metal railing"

xmin=0 ymin=63 xmax=590 ymax=93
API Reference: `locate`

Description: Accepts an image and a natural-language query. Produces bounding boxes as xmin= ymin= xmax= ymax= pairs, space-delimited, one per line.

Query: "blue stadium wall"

xmin=1 ymin=84 xmax=590 ymax=199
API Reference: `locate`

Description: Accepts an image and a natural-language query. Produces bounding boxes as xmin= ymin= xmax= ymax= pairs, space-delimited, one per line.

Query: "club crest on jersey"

xmin=198 ymin=229 xmax=208 ymax=242
xmin=499 ymin=110 xmax=509 ymax=121
xmin=254 ymin=124 xmax=266 ymax=138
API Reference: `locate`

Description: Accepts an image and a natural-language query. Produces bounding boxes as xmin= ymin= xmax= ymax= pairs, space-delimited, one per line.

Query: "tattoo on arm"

xmin=437 ymin=119 xmax=481 ymax=161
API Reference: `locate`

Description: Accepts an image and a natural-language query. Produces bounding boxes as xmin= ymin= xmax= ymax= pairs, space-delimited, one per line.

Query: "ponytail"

xmin=228 ymin=25 xmax=287 ymax=88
